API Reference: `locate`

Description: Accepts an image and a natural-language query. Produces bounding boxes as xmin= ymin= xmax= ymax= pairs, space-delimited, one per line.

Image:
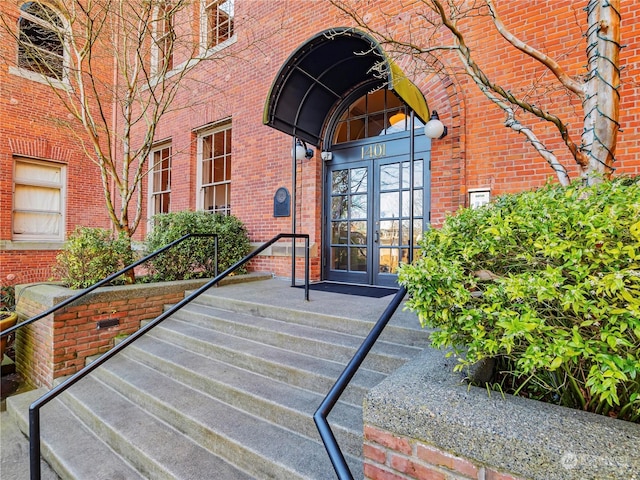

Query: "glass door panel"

xmin=326 ymin=163 xmax=372 ymax=283
xmin=374 ymin=158 xmax=424 ymax=286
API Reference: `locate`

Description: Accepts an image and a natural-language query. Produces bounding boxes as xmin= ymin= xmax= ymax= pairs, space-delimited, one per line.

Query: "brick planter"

xmin=364 ymin=348 xmax=640 ymax=480
xmin=14 ymin=278 xmax=214 ymax=389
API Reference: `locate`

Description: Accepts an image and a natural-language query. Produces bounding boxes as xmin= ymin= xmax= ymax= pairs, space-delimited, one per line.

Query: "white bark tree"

xmin=331 ymin=0 xmax=622 ymax=186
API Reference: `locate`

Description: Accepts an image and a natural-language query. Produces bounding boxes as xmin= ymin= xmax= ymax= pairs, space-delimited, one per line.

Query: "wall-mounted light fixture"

xmin=424 ymin=110 xmax=448 ymax=139
xmin=293 ymin=138 xmax=314 ymax=160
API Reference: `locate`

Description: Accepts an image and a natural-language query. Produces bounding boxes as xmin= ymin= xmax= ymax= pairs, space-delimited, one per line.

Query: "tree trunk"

xmin=582 ymin=0 xmax=621 ymax=183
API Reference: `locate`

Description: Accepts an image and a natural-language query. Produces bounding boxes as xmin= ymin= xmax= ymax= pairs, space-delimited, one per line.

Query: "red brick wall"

xmin=364 ymin=425 xmax=523 ymax=480
xmin=0 ymin=251 xmax=58 ymax=286
xmin=0 ymin=2 xmax=112 ymax=284
xmin=140 ymin=0 xmax=640 ymax=279
xmin=2 ymin=1 xmax=639 ymax=282
xmin=15 ymin=294 xmax=56 ymax=389
xmin=15 ymin=282 xmax=197 ymax=389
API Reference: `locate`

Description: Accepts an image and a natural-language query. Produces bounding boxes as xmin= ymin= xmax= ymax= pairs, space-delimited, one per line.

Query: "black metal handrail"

xmin=28 ymin=233 xmax=309 ymax=480
xmin=1 ymin=233 xmax=219 ymax=339
xmin=314 ymin=286 xmax=408 ymax=480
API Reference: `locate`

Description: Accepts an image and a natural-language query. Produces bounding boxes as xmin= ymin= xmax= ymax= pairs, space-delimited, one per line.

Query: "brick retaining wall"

xmin=14 ymin=279 xmax=210 ymax=389
xmin=363 ymin=425 xmax=521 ymax=480
xmin=364 ymin=348 xmax=640 ymax=480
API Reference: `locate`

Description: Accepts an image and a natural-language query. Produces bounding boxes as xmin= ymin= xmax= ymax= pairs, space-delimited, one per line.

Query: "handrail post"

xmin=291 ymin=237 xmax=296 ymax=287
xmin=304 ymin=236 xmax=310 ymax=301
xmin=29 ymin=406 xmax=40 ymax=480
xmin=214 ymin=234 xmax=219 ymax=279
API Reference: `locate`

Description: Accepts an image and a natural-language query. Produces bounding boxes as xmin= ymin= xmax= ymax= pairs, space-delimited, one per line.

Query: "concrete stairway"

xmin=6 ymin=279 xmax=428 ymax=479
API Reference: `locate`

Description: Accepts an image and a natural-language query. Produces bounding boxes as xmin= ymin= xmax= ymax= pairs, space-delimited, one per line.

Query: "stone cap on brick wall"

xmin=14 ymin=272 xmax=273 ymax=308
xmin=364 ymin=347 xmax=640 ymax=480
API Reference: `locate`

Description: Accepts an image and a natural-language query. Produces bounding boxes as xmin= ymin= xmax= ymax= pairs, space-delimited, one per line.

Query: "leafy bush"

xmin=399 ymin=177 xmax=640 ymax=422
xmin=53 ymin=227 xmax=133 ymax=289
xmin=144 ymin=211 xmax=250 ymax=281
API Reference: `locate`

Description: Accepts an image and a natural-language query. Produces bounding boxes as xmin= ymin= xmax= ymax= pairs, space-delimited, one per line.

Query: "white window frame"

xmin=13 ymin=2 xmax=70 ymax=85
xmin=147 ymin=143 xmax=172 ymax=224
xmin=13 ymin=158 xmax=66 ymax=242
xmin=199 ymin=0 xmax=236 ymax=55
xmin=150 ymin=2 xmax=175 ymax=76
xmin=196 ymin=122 xmax=232 ymax=216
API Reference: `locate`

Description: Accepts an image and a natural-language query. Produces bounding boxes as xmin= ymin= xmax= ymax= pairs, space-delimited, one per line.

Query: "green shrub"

xmin=399 ymin=177 xmax=640 ymax=422
xmin=144 ymin=211 xmax=250 ymax=281
xmin=53 ymin=227 xmax=133 ymax=289
xmin=1 ymin=285 xmax=15 ymax=311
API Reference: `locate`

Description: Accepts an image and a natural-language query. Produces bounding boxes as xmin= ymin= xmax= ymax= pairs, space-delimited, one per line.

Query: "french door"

xmin=324 ymin=141 xmax=429 ymax=286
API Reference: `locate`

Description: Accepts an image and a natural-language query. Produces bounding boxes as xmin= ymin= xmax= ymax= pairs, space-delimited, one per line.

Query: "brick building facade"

xmin=0 ymin=1 xmax=112 ymax=288
xmin=2 ymin=0 xmax=639 ymax=289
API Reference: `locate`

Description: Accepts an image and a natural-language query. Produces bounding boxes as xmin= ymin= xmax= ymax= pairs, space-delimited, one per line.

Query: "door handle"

xmin=374 ymin=230 xmax=379 ymax=243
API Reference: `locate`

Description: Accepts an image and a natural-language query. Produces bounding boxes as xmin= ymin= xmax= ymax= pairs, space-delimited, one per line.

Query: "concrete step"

xmin=190 ymin=288 xmax=430 ymax=348
xmin=112 ymin=335 xmax=363 ymax=458
xmin=7 ymin=365 xmax=361 ymax=479
xmin=6 ymin=388 xmax=147 ymax=480
xmin=89 ymin=355 xmax=362 ymax=478
xmin=68 ymin=369 xmax=355 ymax=479
xmin=146 ymin=316 xmax=384 ymax=406
xmin=5 ymin=279 xmax=424 ymax=479
xmin=171 ymin=303 xmax=422 ymax=374
xmin=1 ymin=408 xmax=60 ymax=480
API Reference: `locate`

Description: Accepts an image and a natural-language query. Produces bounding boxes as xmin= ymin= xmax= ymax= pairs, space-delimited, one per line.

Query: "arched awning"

xmin=263 ymin=28 xmax=430 ymax=146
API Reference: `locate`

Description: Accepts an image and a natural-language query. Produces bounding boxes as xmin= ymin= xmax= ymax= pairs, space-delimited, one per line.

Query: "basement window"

xmin=17 ymin=2 xmax=66 ymax=81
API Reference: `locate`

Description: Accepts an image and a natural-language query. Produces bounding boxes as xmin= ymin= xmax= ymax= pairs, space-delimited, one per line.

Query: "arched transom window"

xmin=333 ymin=89 xmax=424 ymax=144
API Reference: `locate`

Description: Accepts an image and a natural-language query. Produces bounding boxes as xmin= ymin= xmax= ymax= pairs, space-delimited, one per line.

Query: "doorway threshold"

xmin=294 ymin=281 xmax=399 ymax=298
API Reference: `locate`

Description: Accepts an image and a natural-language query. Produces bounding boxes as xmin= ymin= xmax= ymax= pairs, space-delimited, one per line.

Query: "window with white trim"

xmin=202 ymin=0 xmax=234 ymax=50
xmin=198 ymin=124 xmax=232 ymax=215
xmin=17 ymin=2 xmax=66 ymax=81
xmin=148 ymin=144 xmax=172 ymax=217
xmin=13 ymin=158 xmax=66 ymax=241
xmin=151 ymin=2 xmax=174 ymax=74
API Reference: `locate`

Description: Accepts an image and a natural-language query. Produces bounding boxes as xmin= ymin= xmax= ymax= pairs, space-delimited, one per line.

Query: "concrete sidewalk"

xmin=1 ymin=410 xmax=59 ymax=480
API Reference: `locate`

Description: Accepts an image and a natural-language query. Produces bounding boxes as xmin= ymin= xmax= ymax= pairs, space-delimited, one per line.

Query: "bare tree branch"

xmin=1 ymin=0 xmax=278 ymax=245
xmin=429 ymin=0 xmax=579 ymax=184
xmin=330 ymin=0 xmax=621 ymax=185
xmin=485 ymin=0 xmax=584 ymax=98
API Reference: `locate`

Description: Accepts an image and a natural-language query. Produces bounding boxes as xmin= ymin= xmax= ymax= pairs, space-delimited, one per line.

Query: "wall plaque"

xmin=273 ymin=187 xmax=290 ymax=217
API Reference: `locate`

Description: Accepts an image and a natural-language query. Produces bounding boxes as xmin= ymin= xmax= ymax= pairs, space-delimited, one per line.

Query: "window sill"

xmin=145 ymin=36 xmax=237 ymax=90
xmin=1 ymin=240 xmax=65 ymax=251
xmin=199 ymin=35 xmax=237 ymax=59
xmin=8 ymin=66 xmax=71 ymax=91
